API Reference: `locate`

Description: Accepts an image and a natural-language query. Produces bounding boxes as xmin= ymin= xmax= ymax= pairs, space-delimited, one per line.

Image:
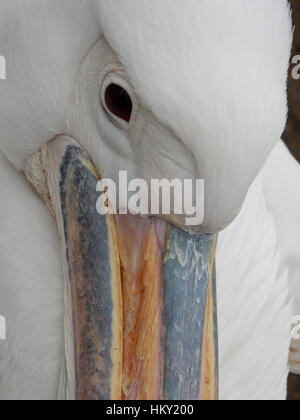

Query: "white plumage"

xmin=218 ymin=142 xmax=300 ymax=400
xmin=0 ymin=0 xmax=299 ymax=400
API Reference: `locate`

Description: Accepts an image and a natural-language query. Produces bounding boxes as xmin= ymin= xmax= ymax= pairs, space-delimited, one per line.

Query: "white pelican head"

xmin=0 ymin=0 xmax=292 ymax=400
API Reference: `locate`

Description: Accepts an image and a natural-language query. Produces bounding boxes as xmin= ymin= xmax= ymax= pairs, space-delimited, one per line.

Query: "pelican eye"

xmin=105 ymin=83 xmax=133 ymax=122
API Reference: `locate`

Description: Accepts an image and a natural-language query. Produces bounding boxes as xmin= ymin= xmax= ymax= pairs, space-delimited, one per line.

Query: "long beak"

xmin=24 ymin=136 xmax=218 ymax=401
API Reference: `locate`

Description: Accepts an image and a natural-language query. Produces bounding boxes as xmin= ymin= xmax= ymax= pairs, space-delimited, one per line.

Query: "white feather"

xmin=0 ymin=0 xmax=100 ymax=170
xmin=0 ymin=151 xmax=63 ymax=400
xmin=262 ymin=142 xmax=300 ymax=375
xmin=217 ymin=165 xmax=292 ymax=400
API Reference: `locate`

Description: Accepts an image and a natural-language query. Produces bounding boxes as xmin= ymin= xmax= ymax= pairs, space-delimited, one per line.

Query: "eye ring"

xmin=104 ymin=83 xmax=133 ymax=123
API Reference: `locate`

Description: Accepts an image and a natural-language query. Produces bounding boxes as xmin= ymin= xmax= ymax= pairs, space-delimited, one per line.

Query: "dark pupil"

xmin=105 ymin=84 xmax=132 ymax=122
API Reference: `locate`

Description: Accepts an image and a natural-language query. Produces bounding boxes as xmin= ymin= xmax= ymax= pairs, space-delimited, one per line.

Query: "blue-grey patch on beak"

xmin=163 ymin=228 xmax=218 ymax=400
xmin=59 ymin=145 xmax=122 ymax=400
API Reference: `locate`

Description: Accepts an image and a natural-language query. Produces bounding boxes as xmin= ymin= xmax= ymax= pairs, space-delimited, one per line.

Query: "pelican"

xmin=0 ymin=0 xmax=299 ymax=400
